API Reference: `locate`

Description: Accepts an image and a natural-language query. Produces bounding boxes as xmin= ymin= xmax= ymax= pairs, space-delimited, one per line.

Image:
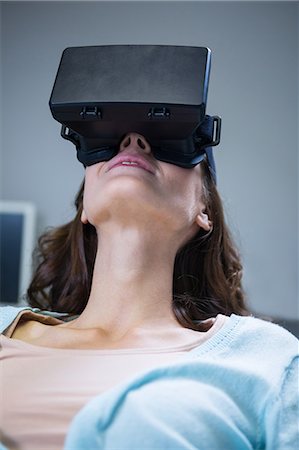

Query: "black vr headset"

xmin=49 ymin=45 xmax=221 ymax=182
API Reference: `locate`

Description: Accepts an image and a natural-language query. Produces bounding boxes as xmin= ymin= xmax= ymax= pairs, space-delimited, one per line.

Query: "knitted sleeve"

xmin=263 ymin=356 xmax=299 ymax=449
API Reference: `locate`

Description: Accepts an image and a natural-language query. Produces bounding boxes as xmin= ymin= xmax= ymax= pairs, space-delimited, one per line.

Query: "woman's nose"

xmin=119 ymin=132 xmax=151 ymax=154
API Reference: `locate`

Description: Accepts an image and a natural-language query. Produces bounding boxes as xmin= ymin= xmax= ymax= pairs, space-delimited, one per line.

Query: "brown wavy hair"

xmin=27 ymin=159 xmax=250 ymax=330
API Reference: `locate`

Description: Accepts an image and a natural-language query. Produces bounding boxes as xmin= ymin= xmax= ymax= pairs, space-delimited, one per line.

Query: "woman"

xmin=1 ymin=132 xmax=298 ymax=449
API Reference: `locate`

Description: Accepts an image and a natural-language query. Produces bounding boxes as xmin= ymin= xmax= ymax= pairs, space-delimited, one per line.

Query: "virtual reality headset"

xmin=49 ymin=45 xmax=221 ymax=182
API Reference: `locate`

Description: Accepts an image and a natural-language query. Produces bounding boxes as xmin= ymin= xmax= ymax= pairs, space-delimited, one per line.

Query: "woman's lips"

xmin=107 ymin=155 xmax=155 ymax=174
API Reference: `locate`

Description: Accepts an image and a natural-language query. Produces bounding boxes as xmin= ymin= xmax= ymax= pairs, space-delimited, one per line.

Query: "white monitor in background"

xmin=0 ymin=201 xmax=37 ymax=305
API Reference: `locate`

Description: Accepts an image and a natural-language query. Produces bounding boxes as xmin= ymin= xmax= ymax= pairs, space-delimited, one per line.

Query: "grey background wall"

xmin=1 ymin=1 xmax=298 ymax=319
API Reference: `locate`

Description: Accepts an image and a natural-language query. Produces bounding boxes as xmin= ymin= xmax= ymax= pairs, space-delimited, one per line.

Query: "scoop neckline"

xmin=0 ymin=314 xmax=228 ymax=355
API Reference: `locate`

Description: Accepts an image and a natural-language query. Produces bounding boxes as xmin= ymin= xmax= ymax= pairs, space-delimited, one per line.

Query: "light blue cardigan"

xmin=1 ymin=306 xmax=298 ymax=449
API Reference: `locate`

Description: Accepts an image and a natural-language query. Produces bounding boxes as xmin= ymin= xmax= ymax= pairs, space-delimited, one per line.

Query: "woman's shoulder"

xmin=223 ymin=313 xmax=299 ymax=364
xmin=236 ymin=314 xmax=299 ymax=343
xmin=0 ymin=305 xmax=72 ymax=337
xmin=206 ymin=313 xmax=298 ymax=347
xmin=0 ymin=306 xmax=34 ymax=333
xmin=191 ymin=313 xmax=298 ymax=367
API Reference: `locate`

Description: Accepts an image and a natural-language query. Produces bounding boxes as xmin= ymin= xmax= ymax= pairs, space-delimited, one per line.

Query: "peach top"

xmin=0 ymin=310 xmax=226 ymax=450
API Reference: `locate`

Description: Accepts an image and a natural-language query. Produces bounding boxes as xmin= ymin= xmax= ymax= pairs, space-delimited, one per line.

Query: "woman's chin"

xmin=89 ymin=190 xmax=157 ymax=227
xmin=102 ymin=174 xmax=158 ymax=207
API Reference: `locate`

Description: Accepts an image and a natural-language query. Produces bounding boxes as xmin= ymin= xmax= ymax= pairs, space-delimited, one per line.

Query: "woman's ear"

xmin=81 ymin=209 xmax=89 ymax=224
xmin=195 ymin=209 xmax=212 ymax=232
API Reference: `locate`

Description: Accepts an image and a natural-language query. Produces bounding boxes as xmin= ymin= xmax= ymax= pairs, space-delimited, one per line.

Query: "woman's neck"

xmin=70 ymin=223 xmax=181 ymax=337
